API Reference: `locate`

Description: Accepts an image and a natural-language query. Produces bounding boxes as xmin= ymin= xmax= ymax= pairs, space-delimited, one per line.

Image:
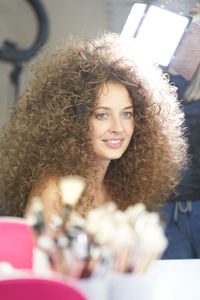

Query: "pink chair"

xmin=0 ymin=277 xmax=87 ymax=300
xmin=0 ymin=217 xmax=35 ymax=269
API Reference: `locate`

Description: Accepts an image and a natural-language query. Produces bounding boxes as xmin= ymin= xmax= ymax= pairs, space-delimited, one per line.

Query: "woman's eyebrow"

xmin=123 ymin=106 xmax=134 ymax=110
xmin=94 ymin=106 xmax=111 ymax=111
xmin=94 ymin=105 xmax=134 ymax=110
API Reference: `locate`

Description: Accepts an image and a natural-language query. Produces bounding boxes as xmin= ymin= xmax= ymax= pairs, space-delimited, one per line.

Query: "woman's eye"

xmin=96 ymin=113 xmax=108 ymax=120
xmin=122 ymin=112 xmax=133 ymax=119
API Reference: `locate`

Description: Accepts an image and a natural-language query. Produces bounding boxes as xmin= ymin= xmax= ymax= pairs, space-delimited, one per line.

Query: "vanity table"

xmin=0 ymin=259 xmax=199 ymax=300
xmin=77 ymin=259 xmax=200 ymax=300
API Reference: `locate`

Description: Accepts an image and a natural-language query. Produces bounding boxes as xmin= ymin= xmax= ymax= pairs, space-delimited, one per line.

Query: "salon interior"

xmin=0 ymin=0 xmax=200 ymax=299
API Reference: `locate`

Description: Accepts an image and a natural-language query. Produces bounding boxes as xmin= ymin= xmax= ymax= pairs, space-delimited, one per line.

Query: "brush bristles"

xmin=59 ymin=175 xmax=86 ymax=206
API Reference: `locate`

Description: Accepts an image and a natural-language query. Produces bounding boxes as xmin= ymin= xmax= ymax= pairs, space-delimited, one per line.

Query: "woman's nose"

xmin=109 ymin=117 xmax=123 ymax=133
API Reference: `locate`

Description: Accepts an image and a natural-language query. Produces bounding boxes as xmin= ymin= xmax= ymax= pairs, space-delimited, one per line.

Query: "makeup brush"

xmin=25 ymin=196 xmax=45 ymax=234
xmin=59 ymin=175 xmax=86 ymax=223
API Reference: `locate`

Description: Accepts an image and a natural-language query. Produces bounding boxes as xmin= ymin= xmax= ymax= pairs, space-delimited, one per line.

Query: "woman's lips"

xmin=103 ymin=139 xmax=124 ymax=148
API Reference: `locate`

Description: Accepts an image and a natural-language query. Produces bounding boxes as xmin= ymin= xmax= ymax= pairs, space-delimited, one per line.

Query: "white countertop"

xmin=77 ymin=259 xmax=200 ymax=300
xmin=0 ymin=259 xmax=199 ymax=300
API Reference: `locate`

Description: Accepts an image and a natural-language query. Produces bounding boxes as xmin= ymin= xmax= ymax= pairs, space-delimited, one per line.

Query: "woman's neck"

xmin=92 ymin=158 xmax=111 ymax=208
xmin=96 ymin=158 xmax=110 ymax=186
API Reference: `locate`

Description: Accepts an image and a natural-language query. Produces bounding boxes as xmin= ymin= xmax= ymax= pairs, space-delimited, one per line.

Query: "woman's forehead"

xmin=94 ymin=82 xmax=133 ymax=107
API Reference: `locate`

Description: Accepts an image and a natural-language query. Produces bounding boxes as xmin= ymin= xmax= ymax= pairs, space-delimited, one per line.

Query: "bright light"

xmin=121 ymin=4 xmax=191 ymax=67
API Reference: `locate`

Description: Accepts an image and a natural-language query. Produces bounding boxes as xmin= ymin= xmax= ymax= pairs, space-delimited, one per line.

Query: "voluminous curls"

xmin=0 ymin=33 xmax=188 ymax=216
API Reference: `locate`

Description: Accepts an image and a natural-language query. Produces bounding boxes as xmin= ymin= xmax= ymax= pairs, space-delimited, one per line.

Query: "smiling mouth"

xmin=103 ymin=139 xmax=124 ymax=148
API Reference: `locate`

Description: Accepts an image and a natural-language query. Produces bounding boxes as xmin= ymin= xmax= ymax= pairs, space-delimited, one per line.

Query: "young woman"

xmin=0 ymin=33 xmax=188 ymax=222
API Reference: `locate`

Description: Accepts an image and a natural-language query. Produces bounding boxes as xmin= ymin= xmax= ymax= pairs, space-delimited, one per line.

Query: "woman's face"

xmin=89 ymin=82 xmax=134 ymax=162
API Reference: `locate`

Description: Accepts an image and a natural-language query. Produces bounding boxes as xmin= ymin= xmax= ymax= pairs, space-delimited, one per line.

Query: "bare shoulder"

xmin=28 ymin=175 xmax=61 ymax=198
xmin=25 ymin=175 xmax=64 ymax=222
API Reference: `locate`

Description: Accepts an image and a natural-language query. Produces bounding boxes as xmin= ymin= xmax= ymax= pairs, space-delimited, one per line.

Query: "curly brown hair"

xmin=0 ymin=32 xmax=188 ymax=217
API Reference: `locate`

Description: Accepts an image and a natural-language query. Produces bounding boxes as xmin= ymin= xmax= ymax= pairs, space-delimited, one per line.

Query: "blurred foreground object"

xmin=25 ymin=176 xmax=168 ymax=278
xmin=0 ymin=217 xmax=34 ymax=269
xmin=0 ymin=277 xmax=87 ymax=300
